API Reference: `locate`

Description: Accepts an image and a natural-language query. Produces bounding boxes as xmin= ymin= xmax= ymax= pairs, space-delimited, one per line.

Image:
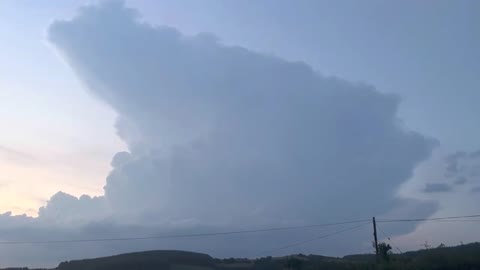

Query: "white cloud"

xmin=37 ymin=191 xmax=109 ymax=225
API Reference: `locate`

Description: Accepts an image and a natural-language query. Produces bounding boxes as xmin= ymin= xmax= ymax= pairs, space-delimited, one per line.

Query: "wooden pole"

xmin=373 ymin=217 xmax=379 ymax=262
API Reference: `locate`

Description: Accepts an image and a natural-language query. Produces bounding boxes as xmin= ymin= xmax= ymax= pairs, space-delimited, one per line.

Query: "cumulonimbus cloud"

xmin=0 ymin=0 xmax=439 ymax=267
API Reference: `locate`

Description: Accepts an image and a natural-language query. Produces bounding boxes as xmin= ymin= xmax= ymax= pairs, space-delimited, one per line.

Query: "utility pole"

xmin=372 ymin=217 xmax=379 ymax=262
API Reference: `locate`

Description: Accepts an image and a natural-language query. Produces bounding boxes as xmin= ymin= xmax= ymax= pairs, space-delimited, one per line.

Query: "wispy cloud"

xmin=0 ymin=145 xmax=38 ymax=165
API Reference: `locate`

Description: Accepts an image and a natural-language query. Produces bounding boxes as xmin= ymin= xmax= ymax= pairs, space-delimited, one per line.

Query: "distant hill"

xmin=4 ymin=242 xmax=480 ymax=270
xmin=56 ymin=250 xmax=215 ymax=270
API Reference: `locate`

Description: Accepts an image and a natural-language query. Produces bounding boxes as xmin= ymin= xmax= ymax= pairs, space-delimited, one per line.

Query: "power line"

xmin=255 ymin=222 xmax=370 ymax=257
xmin=1 ymin=214 xmax=479 ymax=246
xmin=421 ymin=219 xmax=480 ymax=223
xmin=0 ymin=219 xmax=370 ymax=245
xmin=377 ymin=214 xmax=480 ymax=223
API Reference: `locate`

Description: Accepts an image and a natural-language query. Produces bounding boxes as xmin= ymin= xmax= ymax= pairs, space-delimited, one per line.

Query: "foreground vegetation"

xmin=3 ymin=242 xmax=480 ymax=270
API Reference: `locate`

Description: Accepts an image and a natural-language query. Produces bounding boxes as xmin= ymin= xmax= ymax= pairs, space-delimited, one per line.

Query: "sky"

xmin=0 ymin=0 xmax=479 ymax=267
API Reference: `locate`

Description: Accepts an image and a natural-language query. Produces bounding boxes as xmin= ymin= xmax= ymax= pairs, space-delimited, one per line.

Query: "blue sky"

xmin=0 ymin=0 xmax=479 ymax=267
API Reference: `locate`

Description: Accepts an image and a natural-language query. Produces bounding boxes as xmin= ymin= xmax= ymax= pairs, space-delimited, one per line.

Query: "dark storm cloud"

xmin=471 ymin=186 xmax=480 ymax=193
xmin=454 ymin=176 xmax=468 ymax=185
xmin=445 ymin=151 xmax=467 ymax=174
xmin=443 ymin=149 xmax=480 ymax=184
xmin=423 ymin=183 xmax=453 ymax=193
xmin=470 ymin=150 xmax=480 ymax=159
xmin=0 ymin=0 xmax=439 ymax=266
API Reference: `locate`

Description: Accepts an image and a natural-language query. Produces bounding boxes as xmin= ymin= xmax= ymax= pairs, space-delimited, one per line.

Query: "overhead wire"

xmin=254 ymin=222 xmax=370 ymax=257
xmin=377 ymin=214 xmax=480 ymax=223
xmin=0 ymin=219 xmax=370 ymax=245
xmin=0 ymin=214 xmax=479 ymax=246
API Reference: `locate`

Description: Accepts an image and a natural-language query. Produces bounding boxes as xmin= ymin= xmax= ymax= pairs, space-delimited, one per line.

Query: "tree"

xmin=378 ymin=242 xmax=392 ymax=262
